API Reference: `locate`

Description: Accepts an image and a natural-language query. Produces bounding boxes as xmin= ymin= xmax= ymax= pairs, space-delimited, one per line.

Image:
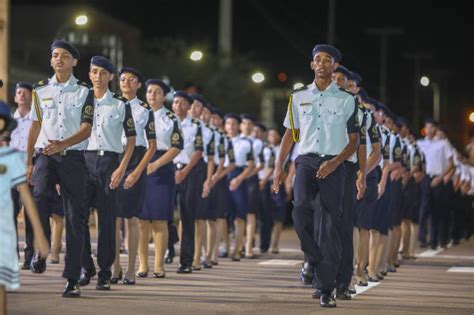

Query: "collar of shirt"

xmin=128 ymin=96 xmax=140 ymax=106
xmin=307 ymin=81 xmax=340 ymax=95
xmin=49 ymin=74 xmax=78 ymax=88
xmin=95 ymin=89 xmax=112 ymax=104
xmin=13 ymin=109 xmax=31 ymax=121
xmin=154 ymin=106 xmax=167 ymax=117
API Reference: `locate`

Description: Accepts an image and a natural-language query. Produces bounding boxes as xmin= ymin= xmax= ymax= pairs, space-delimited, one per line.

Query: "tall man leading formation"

xmin=273 ymin=44 xmax=358 ymax=308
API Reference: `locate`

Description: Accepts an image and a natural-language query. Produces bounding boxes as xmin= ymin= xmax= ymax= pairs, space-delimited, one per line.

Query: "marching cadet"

xmin=137 ymin=79 xmax=182 ymax=278
xmin=273 ymin=44 xmax=358 ymax=307
xmin=331 ymin=65 xmax=364 ymax=299
xmin=188 ymin=94 xmax=215 ymax=270
xmin=172 ymin=91 xmax=203 ymax=274
xmin=27 ymin=40 xmax=94 ymax=297
xmin=79 ymin=56 xmax=136 ymax=290
xmin=355 ymin=98 xmax=381 ymax=284
xmin=224 ymin=113 xmax=255 ymax=261
xmin=417 ymin=119 xmax=454 ymax=249
xmin=198 ymin=102 xmax=219 ymax=268
xmin=240 ymin=114 xmax=264 ymax=258
xmin=210 ymin=108 xmax=235 ymax=264
xmin=112 ymin=67 xmax=157 ymax=285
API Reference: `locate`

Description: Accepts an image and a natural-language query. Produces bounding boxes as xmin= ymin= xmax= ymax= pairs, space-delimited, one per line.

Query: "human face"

xmin=172 ymin=96 xmax=190 ymax=118
xmin=0 ymin=117 xmax=5 ymax=132
xmin=252 ymin=126 xmax=264 ymax=139
xmin=146 ymin=84 xmax=166 ymax=108
xmin=240 ymin=118 xmax=254 ymax=136
xmin=119 ymin=72 xmax=141 ymax=96
xmin=225 ymin=118 xmax=239 ymax=138
xmin=267 ymin=129 xmax=281 ymax=145
xmin=332 ymin=72 xmax=348 ymax=89
xmin=14 ymin=87 xmax=32 ymax=108
xmin=50 ymin=48 xmax=77 ymax=73
xmin=347 ymin=80 xmax=359 ymax=94
xmin=424 ymin=122 xmax=437 ymax=138
xmin=89 ymin=65 xmax=113 ymax=90
xmin=374 ymin=110 xmax=385 ymax=125
xmin=400 ymin=125 xmax=409 ymax=138
xmin=211 ymin=114 xmax=223 ymax=128
xmin=189 ymin=100 xmax=204 ymax=118
xmin=310 ymin=52 xmax=338 ymax=79
xmin=201 ymin=107 xmax=211 ymax=124
xmin=436 ymin=129 xmax=447 ymax=140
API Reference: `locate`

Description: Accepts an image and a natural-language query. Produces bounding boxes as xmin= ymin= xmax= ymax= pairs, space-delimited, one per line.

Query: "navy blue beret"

xmin=145 ymin=79 xmax=170 ymax=95
xmin=119 ymin=67 xmax=145 ymax=83
xmin=255 ymin=122 xmax=267 ymax=132
xmin=224 ymin=113 xmax=242 ymax=124
xmin=376 ymin=102 xmax=389 ymax=114
xmin=173 ymin=90 xmax=194 ymax=104
xmin=212 ymin=108 xmax=225 ymax=119
xmin=90 ymin=56 xmax=115 ymax=74
xmin=51 ymin=40 xmax=80 ymax=59
xmin=350 ymin=72 xmax=362 ymax=85
xmin=312 ymin=44 xmax=342 ymax=62
xmin=202 ymin=102 xmax=214 ymax=112
xmin=358 ymin=88 xmax=368 ymax=100
xmin=365 ymin=97 xmax=379 ymax=108
xmin=396 ymin=116 xmax=409 ymax=128
xmin=334 ymin=65 xmax=352 ymax=80
xmin=16 ymin=81 xmax=33 ymax=92
xmin=189 ymin=93 xmax=207 ymax=105
xmin=240 ymin=113 xmax=256 ymax=122
xmin=385 ymin=108 xmax=397 ymax=122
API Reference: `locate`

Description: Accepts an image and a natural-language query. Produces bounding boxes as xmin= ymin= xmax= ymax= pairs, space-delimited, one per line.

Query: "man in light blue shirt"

xmin=274 ymin=44 xmax=358 ymax=308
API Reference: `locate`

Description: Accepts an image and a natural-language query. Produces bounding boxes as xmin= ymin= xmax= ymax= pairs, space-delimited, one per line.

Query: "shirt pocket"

xmin=325 ymin=109 xmax=345 ymax=125
xmin=67 ymin=102 xmax=83 ymax=120
xmin=103 ymin=106 xmax=121 ymax=128
xmin=41 ymin=98 xmax=56 ymax=120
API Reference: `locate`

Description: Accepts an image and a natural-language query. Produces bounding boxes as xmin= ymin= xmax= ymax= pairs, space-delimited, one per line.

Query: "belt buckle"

xmin=97 ymin=150 xmax=105 ymax=156
xmin=177 ymin=162 xmax=183 ymax=170
xmin=59 ymin=150 xmax=66 ymax=156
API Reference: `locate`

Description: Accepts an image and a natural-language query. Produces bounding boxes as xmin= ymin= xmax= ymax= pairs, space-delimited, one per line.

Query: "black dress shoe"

xmin=136 ymin=268 xmax=149 ymax=278
xmin=110 ymin=270 xmax=123 ymax=284
xmin=300 ymin=261 xmax=314 ymax=285
xmin=218 ymin=251 xmax=228 ymax=258
xmin=357 ymin=281 xmax=368 ymax=286
xmin=123 ymin=278 xmax=136 ymax=285
xmin=211 ymin=261 xmax=219 ymax=266
xmin=165 ymin=248 xmax=175 ymax=264
xmin=312 ymin=289 xmax=322 ymax=299
xmin=192 ymin=265 xmax=202 ymax=271
xmin=78 ymin=268 xmax=97 ymax=286
xmin=381 ymin=271 xmax=388 ymax=276
xmin=49 ymin=258 xmax=60 ymax=264
xmin=30 ymin=256 xmax=47 ymax=274
xmin=376 ymin=274 xmax=384 ymax=280
xmin=96 ymin=278 xmax=111 ymax=290
xmin=367 ymin=276 xmax=379 ymax=283
xmin=202 ymin=261 xmax=213 ymax=269
xmin=62 ymin=280 xmax=81 ymax=298
xmin=394 ymin=262 xmax=400 ymax=268
xmin=231 ymin=256 xmax=241 ymax=262
xmin=176 ymin=265 xmax=193 ymax=274
xmin=153 ymin=272 xmax=166 ymax=278
xmin=336 ymin=288 xmax=352 ymax=300
xmin=320 ymin=293 xmax=337 ymax=308
xmin=387 ymin=266 xmax=396 ymax=273
xmin=21 ymin=261 xmax=31 ymax=270
xmin=348 ymin=285 xmax=356 ymax=295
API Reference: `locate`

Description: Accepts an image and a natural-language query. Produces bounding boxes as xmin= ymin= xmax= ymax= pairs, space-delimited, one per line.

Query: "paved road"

xmin=8 ymin=229 xmax=474 ymax=315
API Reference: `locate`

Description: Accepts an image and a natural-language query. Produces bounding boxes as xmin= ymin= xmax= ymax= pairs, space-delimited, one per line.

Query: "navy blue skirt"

xmin=116 ymin=146 xmax=147 ymax=218
xmin=373 ymin=175 xmax=393 ymax=235
xmin=227 ymin=167 xmax=248 ymax=219
xmin=138 ymin=150 xmax=176 ymax=221
xmin=356 ymin=170 xmax=379 ymax=230
xmin=213 ymin=177 xmax=230 ymax=219
xmin=390 ymin=179 xmax=403 ymax=227
xmin=247 ymin=175 xmax=261 ymax=215
xmin=271 ymin=184 xmax=287 ymax=222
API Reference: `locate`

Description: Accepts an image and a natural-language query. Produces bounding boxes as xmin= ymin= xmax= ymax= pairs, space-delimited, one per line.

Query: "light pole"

xmin=420 ymin=75 xmax=440 ymax=122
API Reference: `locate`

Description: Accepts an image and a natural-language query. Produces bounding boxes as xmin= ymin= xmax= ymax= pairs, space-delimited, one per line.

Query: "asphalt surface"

xmin=7 ymin=229 xmax=474 ymax=315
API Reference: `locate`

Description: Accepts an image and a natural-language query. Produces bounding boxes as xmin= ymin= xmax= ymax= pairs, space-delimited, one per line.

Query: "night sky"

xmin=12 ymin=0 xmax=474 ymax=143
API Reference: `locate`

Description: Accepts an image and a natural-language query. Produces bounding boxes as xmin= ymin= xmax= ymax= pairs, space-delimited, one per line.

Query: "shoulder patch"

xmin=77 ymin=80 xmax=91 ymax=88
xmin=339 ymin=88 xmax=355 ymax=96
xmin=291 ymin=86 xmax=308 ymax=95
xmin=113 ymin=94 xmax=127 ymax=102
xmin=192 ymin=118 xmax=201 ymax=125
xmin=33 ymin=78 xmax=49 ymax=89
xmin=166 ymin=111 xmax=177 ymax=120
xmin=139 ymin=101 xmax=150 ymax=109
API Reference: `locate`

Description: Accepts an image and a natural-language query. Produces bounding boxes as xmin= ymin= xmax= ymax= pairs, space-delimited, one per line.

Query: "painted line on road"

xmin=352 ymin=281 xmax=380 ymax=298
xmin=417 ymin=248 xmax=444 ymax=257
xmin=447 ymin=267 xmax=474 ymax=273
xmin=258 ymin=259 xmax=303 ymax=266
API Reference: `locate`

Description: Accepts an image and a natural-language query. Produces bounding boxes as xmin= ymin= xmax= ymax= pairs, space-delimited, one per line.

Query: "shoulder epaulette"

xmin=33 ymin=79 xmax=49 ymax=89
xmin=139 ymin=101 xmax=150 ymax=109
xmin=77 ymin=80 xmax=91 ymax=88
xmin=113 ymin=94 xmax=127 ymax=102
xmin=166 ymin=111 xmax=177 ymax=120
xmin=291 ymin=86 xmax=308 ymax=95
xmin=339 ymin=88 xmax=356 ymax=96
xmin=191 ymin=118 xmax=201 ymax=125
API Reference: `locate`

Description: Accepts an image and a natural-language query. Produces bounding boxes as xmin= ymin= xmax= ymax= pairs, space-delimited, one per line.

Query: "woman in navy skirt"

xmin=136 ymin=79 xmax=183 ymax=278
xmin=112 ymin=68 xmax=157 ymax=284
xmin=224 ymin=113 xmax=255 ymax=261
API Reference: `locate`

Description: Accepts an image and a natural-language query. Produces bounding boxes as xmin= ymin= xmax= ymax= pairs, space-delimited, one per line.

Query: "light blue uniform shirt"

xmin=283 ymin=82 xmax=357 ymax=156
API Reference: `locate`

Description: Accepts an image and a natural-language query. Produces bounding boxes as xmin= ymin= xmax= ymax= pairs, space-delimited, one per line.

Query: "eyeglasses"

xmin=120 ymin=77 xmax=138 ymax=83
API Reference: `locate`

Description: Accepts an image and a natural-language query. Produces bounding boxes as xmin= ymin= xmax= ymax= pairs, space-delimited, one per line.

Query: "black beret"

xmin=90 ymin=56 xmax=115 ymax=74
xmin=334 ymin=65 xmax=352 ymax=80
xmin=311 ymin=44 xmax=342 ymax=62
xmin=396 ymin=117 xmax=409 ymax=128
xmin=145 ymin=79 xmax=170 ymax=95
xmin=212 ymin=108 xmax=225 ymax=119
xmin=16 ymin=81 xmax=33 ymax=92
xmin=189 ymin=93 xmax=207 ymax=105
xmin=202 ymin=102 xmax=214 ymax=112
xmin=358 ymin=88 xmax=368 ymax=101
xmin=119 ymin=67 xmax=145 ymax=83
xmin=224 ymin=113 xmax=241 ymax=124
xmin=255 ymin=122 xmax=267 ymax=132
xmin=376 ymin=102 xmax=389 ymax=114
xmin=173 ymin=90 xmax=194 ymax=104
xmin=350 ymin=72 xmax=362 ymax=85
xmin=385 ymin=108 xmax=397 ymax=122
xmin=240 ymin=113 xmax=256 ymax=122
xmin=51 ymin=40 xmax=80 ymax=59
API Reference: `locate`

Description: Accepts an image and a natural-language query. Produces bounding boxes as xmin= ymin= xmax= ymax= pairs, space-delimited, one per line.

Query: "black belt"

xmin=37 ymin=149 xmax=83 ymax=156
xmin=175 ymin=162 xmax=187 ymax=170
xmin=86 ymin=150 xmax=119 ymax=157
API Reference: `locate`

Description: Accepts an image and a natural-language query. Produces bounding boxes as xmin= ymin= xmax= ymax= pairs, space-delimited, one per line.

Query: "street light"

xmin=190 ymin=51 xmax=203 ymax=62
xmin=469 ymin=112 xmax=474 ymax=123
xmin=293 ymin=82 xmax=304 ymax=90
xmin=252 ymin=72 xmax=265 ymax=84
xmin=420 ymin=75 xmax=440 ymax=121
xmin=75 ymin=15 xmax=88 ymax=26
